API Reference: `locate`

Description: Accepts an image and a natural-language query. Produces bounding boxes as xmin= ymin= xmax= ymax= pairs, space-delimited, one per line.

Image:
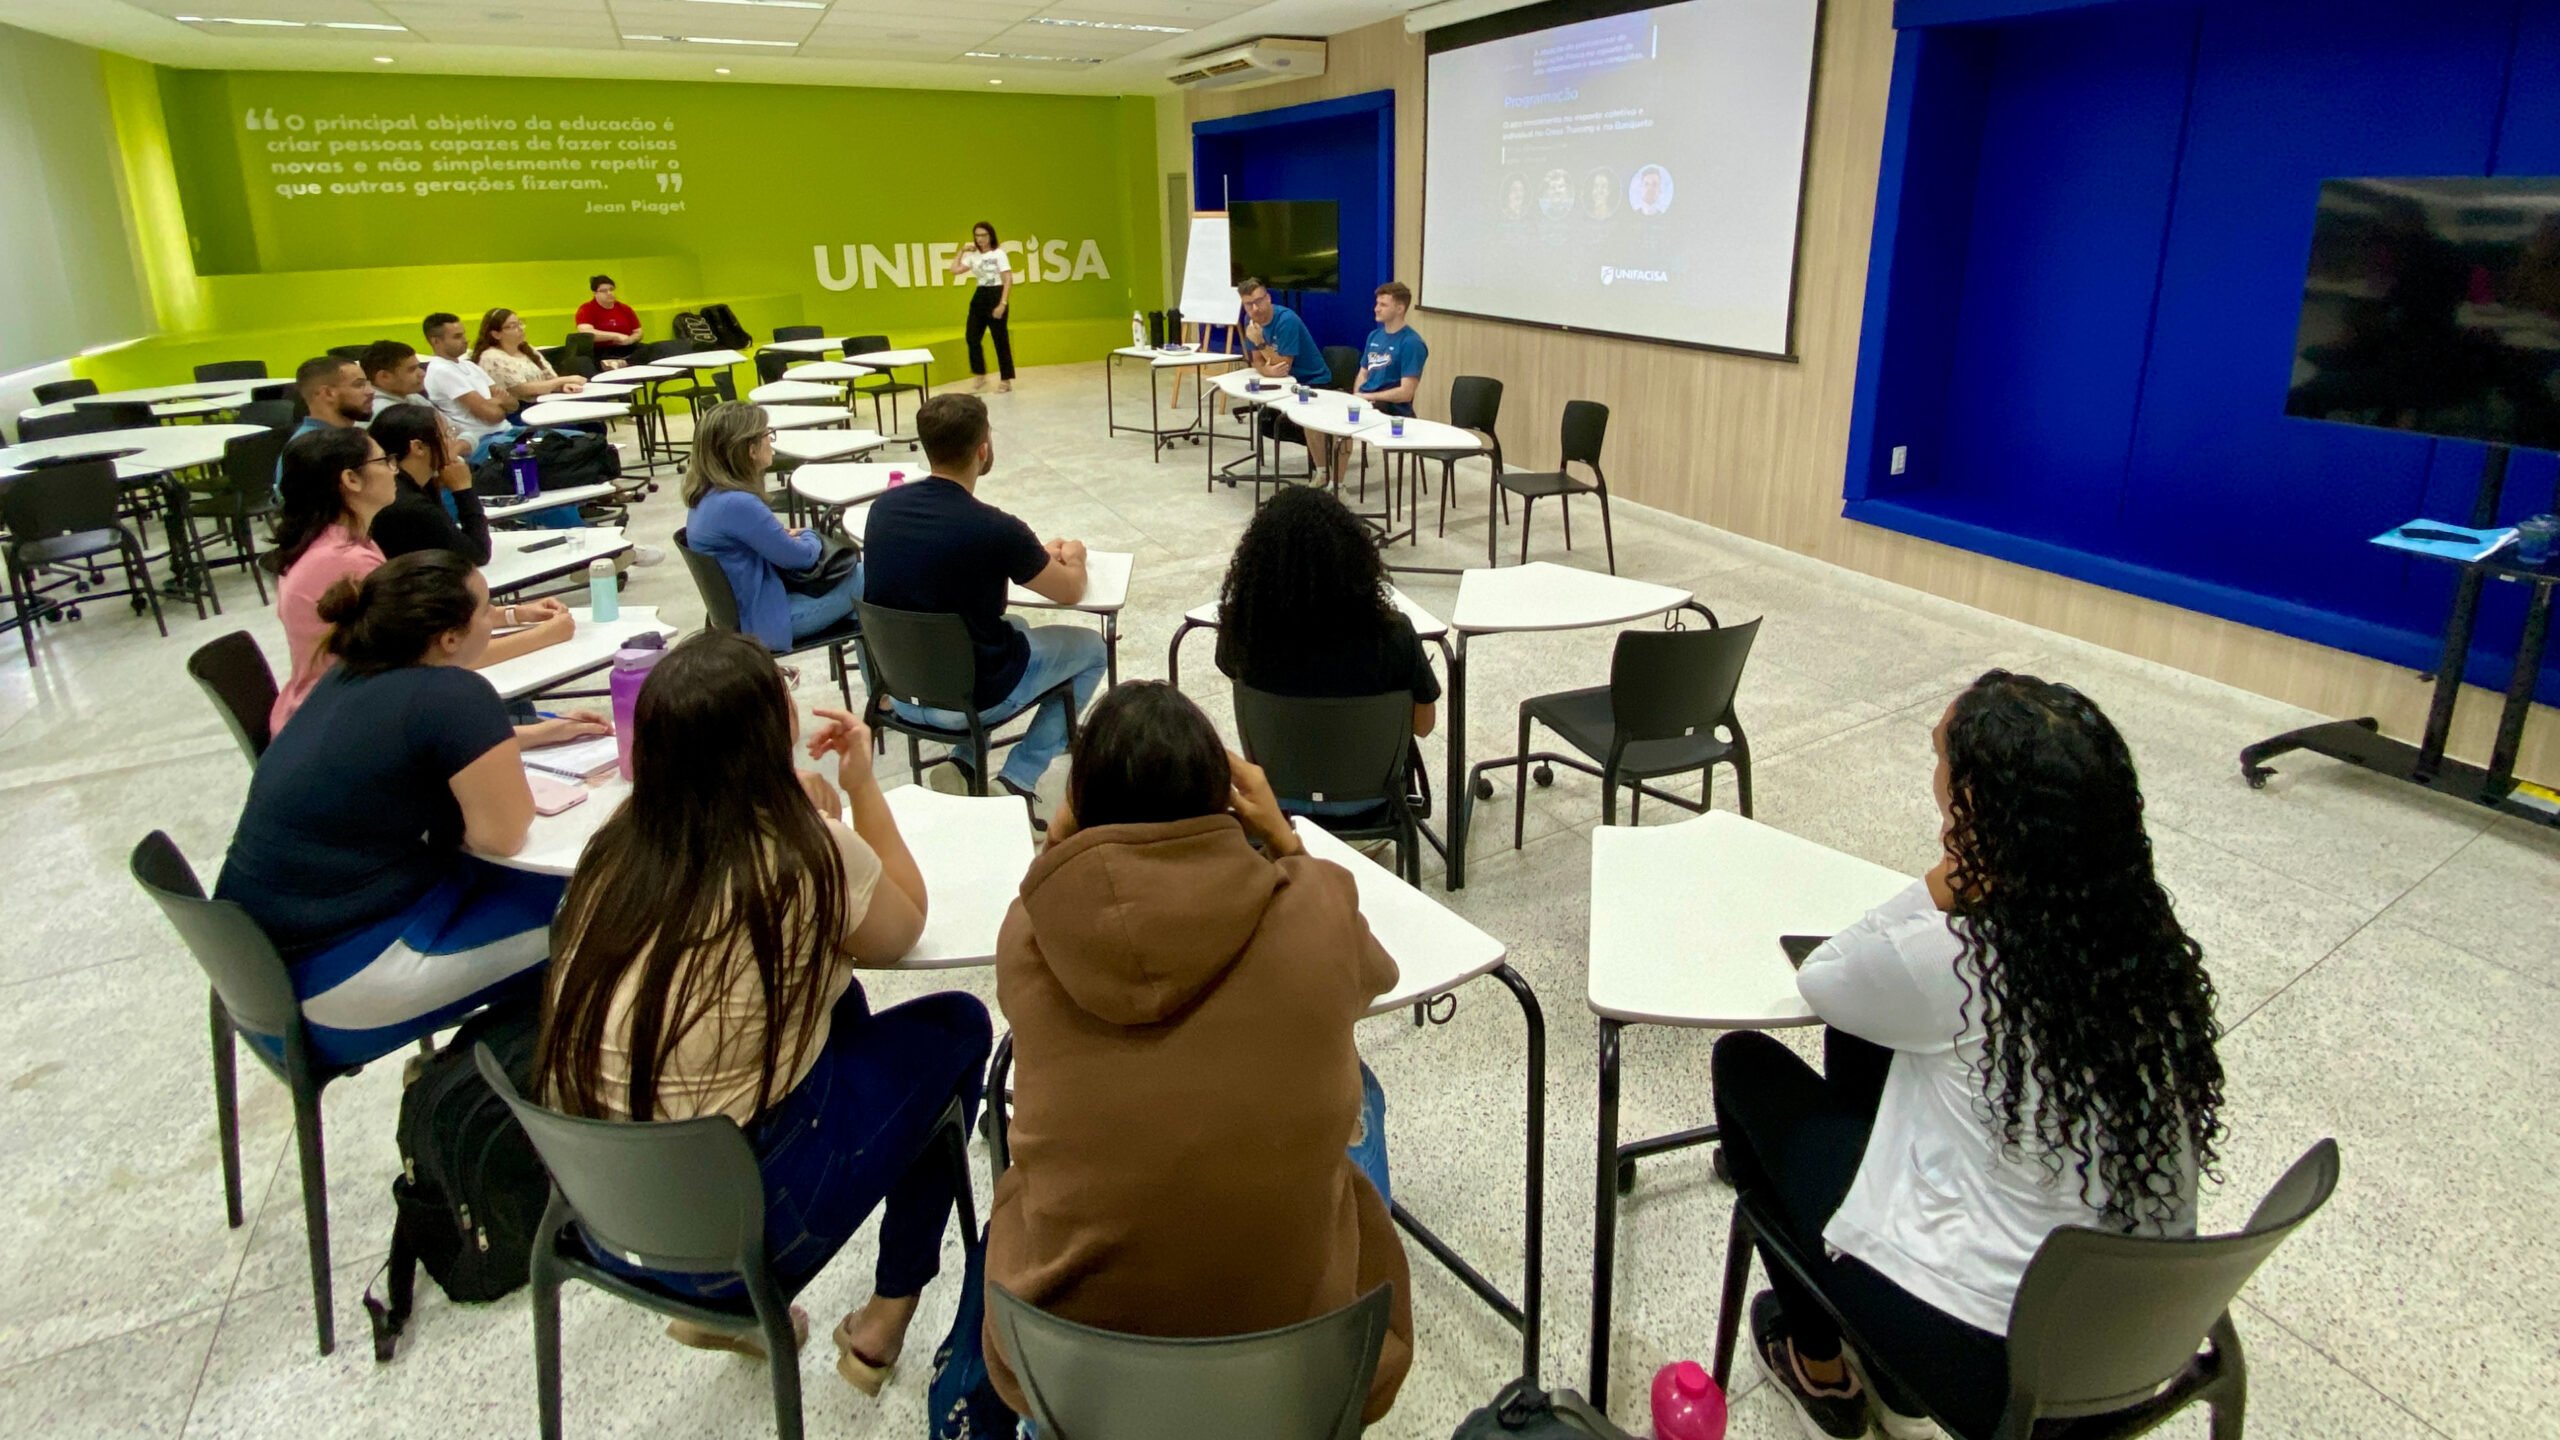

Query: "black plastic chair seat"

xmin=19 ymin=528 xmax=122 ymax=565
xmin=1498 ymin=468 xmax=1597 ymax=499
xmin=1523 ymin=684 xmax=1738 ymax=778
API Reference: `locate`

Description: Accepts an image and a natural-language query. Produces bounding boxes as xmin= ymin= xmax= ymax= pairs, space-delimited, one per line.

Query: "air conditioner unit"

xmin=1166 ymin=38 xmax=1326 ymax=91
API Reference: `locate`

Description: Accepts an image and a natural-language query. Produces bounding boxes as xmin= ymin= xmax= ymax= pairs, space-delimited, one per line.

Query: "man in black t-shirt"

xmin=861 ymin=394 xmax=1105 ymax=803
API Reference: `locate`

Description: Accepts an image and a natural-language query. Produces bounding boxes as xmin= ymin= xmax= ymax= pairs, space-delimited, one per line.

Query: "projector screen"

xmin=1420 ymin=0 xmax=1820 ymax=357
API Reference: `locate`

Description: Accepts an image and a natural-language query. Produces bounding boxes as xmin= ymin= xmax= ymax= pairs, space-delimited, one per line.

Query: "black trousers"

xmin=1712 ymin=1029 xmax=2013 ymax=1439
xmin=966 ymin=285 xmax=1014 ymax=380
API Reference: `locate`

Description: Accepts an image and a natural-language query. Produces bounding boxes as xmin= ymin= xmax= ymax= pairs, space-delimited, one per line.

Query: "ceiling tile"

xmin=376 ymin=3 xmax=624 ymax=46
xmin=825 ymin=0 xmax=1046 ymax=21
xmin=127 ymin=0 xmax=411 ymax=23
xmin=607 ymin=0 xmax=822 ymax=43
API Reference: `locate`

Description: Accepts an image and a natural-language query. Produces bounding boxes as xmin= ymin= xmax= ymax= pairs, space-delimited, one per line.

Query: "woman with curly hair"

xmin=1214 ymin=486 xmax=1439 ymax=815
xmin=1714 ymin=670 xmax=2227 ymax=1440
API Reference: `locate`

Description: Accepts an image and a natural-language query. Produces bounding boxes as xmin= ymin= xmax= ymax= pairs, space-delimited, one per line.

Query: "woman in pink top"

xmin=269 ymin=429 xmax=588 ymax=735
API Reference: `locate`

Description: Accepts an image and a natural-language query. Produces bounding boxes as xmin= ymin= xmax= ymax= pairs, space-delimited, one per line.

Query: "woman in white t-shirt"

xmin=1716 ymin=670 xmax=2228 ymax=1440
xmin=947 ymin=220 xmax=1015 ymax=393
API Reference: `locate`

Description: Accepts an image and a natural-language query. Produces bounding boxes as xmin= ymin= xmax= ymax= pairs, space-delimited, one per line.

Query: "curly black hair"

xmin=1940 ymin=670 xmax=2227 ymax=1230
xmin=1214 ymin=486 xmax=1399 ymax=685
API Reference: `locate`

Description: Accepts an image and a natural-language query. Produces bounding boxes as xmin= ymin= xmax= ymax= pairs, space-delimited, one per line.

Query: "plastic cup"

xmin=1390 ymin=417 xmax=1405 ymax=438
xmin=2518 ymin=514 xmax=2559 ymax=565
xmin=1348 ymin=404 xmax=1363 ymax=423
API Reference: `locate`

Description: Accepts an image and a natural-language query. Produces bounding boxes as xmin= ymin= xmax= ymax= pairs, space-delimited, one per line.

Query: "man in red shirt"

xmin=574 ymin=274 xmax=643 ymax=366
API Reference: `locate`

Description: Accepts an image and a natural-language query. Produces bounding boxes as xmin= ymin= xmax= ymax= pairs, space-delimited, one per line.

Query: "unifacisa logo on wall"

xmin=814 ymin=240 xmax=1112 ymax=291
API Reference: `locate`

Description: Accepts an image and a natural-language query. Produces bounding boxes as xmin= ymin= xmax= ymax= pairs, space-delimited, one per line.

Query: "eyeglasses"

xmin=760 ymin=429 xmax=778 ymax=442
xmin=359 ymin=455 xmax=397 ymax=471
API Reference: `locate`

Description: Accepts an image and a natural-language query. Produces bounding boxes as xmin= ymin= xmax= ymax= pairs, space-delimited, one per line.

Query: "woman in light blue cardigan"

xmin=682 ymin=402 xmax=861 ymax=650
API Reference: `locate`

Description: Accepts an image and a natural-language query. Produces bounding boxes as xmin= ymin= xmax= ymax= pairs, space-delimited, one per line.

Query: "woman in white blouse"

xmin=947 ymin=221 xmax=1015 ymax=393
xmin=471 ymin=307 xmax=588 ymax=403
xmin=1716 ymin=670 xmax=2228 ymax=1440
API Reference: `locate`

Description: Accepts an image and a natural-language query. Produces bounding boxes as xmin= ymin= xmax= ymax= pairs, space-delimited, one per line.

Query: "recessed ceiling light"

xmin=989 ymin=79 xmax=1002 ymax=84
xmin=373 ymin=55 xmax=396 ymax=64
xmin=178 ymin=16 xmax=306 ymax=26
xmin=325 ymin=21 xmax=408 ymax=31
xmin=1030 ymin=17 xmax=1189 ymax=33
xmin=685 ymin=0 xmax=824 ymax=8
xmin=714 ymin=66 xmax=731 ymax=74
xmin=625 ymin=33 xmax=670 ymax=41
xmin=679 ymin=34 xmax=799 ymax=46
xmin=963 ymin=51 xmax=1107 ymax=65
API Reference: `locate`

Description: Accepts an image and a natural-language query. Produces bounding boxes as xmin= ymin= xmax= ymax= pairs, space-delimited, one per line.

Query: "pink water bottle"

xmin=1651 ymin=1361 xmax=1727 ymax=1440
xmin=609 ymin=633 xmax=668 ymax=780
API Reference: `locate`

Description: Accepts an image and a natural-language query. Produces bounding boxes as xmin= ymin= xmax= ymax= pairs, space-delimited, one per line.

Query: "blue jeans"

xmin=787 ymin=558 xmax=864 ymax=642
xmin=470 ymin=426 xmax=580 ymax=529
xmin=592 ymin=987 xmax=993 ymax=1303
xmin=894 ymin=619 xmax=1107 ymax=793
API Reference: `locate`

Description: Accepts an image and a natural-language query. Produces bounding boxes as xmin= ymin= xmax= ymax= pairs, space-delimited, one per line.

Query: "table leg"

xmin=1500 ymin=963 xmax=1546 ymax=1385
xmin=1105 ymin=354 xmax=1117 ymax=437
xmin=1150 ymin=368 xmax=1163 ymax=462
xmin=1590 ymin=1017 xmax=1624 ymax=1409
xmin=1104 ymin=614 xmax=1120 ymax=687
xmin=1446 ymin=634 xmax=1470 ymax=891
xmin=2485 ymin=580 xmax=2555 ymax=791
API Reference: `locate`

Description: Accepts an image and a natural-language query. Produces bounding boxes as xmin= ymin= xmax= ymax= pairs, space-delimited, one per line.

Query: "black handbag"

xmin=780 ymin=536 xmax=860 ymax=596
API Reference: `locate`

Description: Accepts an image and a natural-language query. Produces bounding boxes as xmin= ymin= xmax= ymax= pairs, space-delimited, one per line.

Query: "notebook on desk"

xmin=523 ymin=734 xmax=620 ymax=783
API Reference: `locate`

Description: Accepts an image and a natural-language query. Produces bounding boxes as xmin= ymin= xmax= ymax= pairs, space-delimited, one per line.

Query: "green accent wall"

xmin=81 ymin=64 xmax=1167 ymax=388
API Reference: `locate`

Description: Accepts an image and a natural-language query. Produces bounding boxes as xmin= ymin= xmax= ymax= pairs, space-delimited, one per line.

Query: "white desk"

xmin=0 ymin=423 xmax=265 ymax=481
xmin=483 ymin=526 xmax=630 ymax=596
xmin=22 ymin=391 xmax=251 ymax=422
xmin=844 ymin=347 xmax=935 ymax=370
xmin=483 ymin=482 xmax=617 ymax=521
xmin=661 ymin=349 xmax=750 ymax=370
xmin=1443 ymin=563 xmax=1701 ymax=890
xmin=761 ymin=404 xmax=853 ymax=432
xmin=772 ymin=427 xmax=888 ymax=464
xmin=778 ymin=361 xmax=875 ymax=383
xmin=27 ymin=379 xmax=289 ymax=412
xmin=763 ymin=336 xmax=848 ymax=356
xmin=1166 ymin=586 xmax=1449 ymax=690
xmin=476 ymin=606 xmax=677 ymax=702
xmin=788 ymin=462 xmax=910 ymax=512
xmin=843 ymin=350 xmax=934 ymax=441
xmin=1582 ymin=812 xmax=1908 ymax=1406
xmin=1010 ymin=549 xmax=1134 ymax=685
xmin=594 ymin=363 xmax=682 ymax=383
xmin=518 ymin=398 xmax=629 ymax=428
xmin=748 ymin=380 xmax=843 ymax=405
xmin=1106 ymin=347 xmax=1237 ymax=460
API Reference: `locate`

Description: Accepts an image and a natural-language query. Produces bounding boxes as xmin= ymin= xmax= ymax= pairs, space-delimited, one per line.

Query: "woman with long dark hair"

xmin=684 ymin=401 xmax=864 ymax=650
xmin=537 ymin=630 xmax=987 ymax=1395
xmin=219 ymin=552 xmax=563 ymax=1065
xmin=1715 ymin=670 xmax=2228 ymax=1440
xmin=947 ymin=220 xmax=1015 ymax=393
xmin=984 ymin=682 xmax=1412 ymax=1425
xmin=470 ymin=306 xmax=586 ymax=402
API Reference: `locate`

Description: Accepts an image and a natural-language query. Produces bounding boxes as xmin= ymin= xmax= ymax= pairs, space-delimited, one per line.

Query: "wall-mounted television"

xmin=2285 ymin=177 xmax=2560 ymax=452
xmin=1229 ymin=200 xmax=1341 ymax=294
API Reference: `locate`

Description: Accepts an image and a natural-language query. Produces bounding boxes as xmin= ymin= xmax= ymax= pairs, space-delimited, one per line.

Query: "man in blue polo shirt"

xmin=1338 ymin=279 xmax=1428 ymax=484
xmin=1238 ymin=275 xmax=1338 ymax=472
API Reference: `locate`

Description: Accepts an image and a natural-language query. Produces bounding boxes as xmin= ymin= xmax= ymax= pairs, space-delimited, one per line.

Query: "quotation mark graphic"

xmin=654 ymin=171 xmax=685 ymax=194
xmin=243 ymin=107 xmax=280 ymax=130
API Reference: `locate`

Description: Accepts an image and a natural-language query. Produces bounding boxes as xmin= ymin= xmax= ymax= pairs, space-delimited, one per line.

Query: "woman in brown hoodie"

xmin=983 ymin=682 xmax=1413 ymax=1424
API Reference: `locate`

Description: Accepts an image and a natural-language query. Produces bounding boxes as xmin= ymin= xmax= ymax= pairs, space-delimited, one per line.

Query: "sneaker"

xmin=996 ymin=775 xmax=1047 ymax=832
xmin=628 ymin=542 xmax=665 ymax=567
xmin=1844 ymin=1350 xmax=1941 ymax=1439
xmin=924 ymin=758 xmax=973 ymax=796
xmin=1750 ymin=1291 xmax=1871 ymax=1440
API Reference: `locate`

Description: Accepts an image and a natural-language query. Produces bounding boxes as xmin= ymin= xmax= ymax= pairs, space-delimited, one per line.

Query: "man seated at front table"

xmin=363 ymin=340 xmax=432 ymax=421
xmin=412 ymin=319 xmax=593 ymax=534
xmin=861 ymin=394 xmax=1106 ymax=815
xmin=575 ymin=275 xmax=643 ymax=367
xmin=277 ymin=354 xmax=377 ymax=485
xmin=1239 ymin=275 xmax=1340 ymax=477
xmin=1331 ymin=279 xmax=1429 ymax=486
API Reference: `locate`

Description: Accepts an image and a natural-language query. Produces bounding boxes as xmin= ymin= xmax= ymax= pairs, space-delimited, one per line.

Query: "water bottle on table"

xmin=588 ymin=557 xmax=618 ymax=624
xmin=609 ymin=633 xmax=668 ymax=781
xmin=507 ymin=439 xmax=541 ymax=499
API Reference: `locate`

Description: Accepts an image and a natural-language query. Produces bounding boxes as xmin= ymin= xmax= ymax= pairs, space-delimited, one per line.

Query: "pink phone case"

xmin=528 ymin=774 xmax=589 ymax=816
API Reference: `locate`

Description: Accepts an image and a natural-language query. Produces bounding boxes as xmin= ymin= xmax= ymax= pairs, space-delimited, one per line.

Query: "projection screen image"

xmin=1420 ymin=0 xmax=1820 ymax=356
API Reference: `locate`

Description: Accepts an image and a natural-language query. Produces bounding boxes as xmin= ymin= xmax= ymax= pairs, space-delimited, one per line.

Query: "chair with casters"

xmin=674 ymin=526 xmax=858 ymax=707
xmin=1494 ymin=400 xmax=1618 ymax=572
xmin=1232 ymin=685 xmax=1432 ymax=887
xmin=194 ymin=360 xmax=269 ymax=383
xmin=188 ymin=631 xmax=278 ymax=764
xmin=855 ymin=599 xmax=1082 ymax=816
xmin=1430 ymin=376 xmax=1507 ymax=538
xmin=181 ymin=428 xmax=286 ymax=605
xmin=3 ymin=460 xmax=166 ymax=666
xmin=1712 ymin=1138 xmax=2342 ymax=1440
xmin=988 ymin=1282 xmax=1394 ymax=1440
xmin=475 ymin=1043 xmax=978 ymax=1440
xmin=843 ymin=333 xmax=920 ymax=435
xmin=129 ymin=832 xmax=365 ymax=1355
xmin=65 ymin=399 xmax=155 ymax=432
xmin=32 ymin=377 xmax=99 ymax=406
xmin=1471 ymin=619 xmax=1758 ymax=849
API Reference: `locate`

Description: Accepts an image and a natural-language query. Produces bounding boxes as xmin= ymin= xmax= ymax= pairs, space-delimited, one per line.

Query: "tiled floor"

xmin=2 ymin=364 xmax=2550 ymax=1438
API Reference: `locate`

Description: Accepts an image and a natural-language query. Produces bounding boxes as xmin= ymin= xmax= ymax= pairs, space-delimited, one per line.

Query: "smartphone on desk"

xmin=527 ymin=773 xmax=589 ymax=816
xmin=520 ymin=536 xmax=570 ymax=553
xmin=1779 ymin=934 xmax=1831 ymax=970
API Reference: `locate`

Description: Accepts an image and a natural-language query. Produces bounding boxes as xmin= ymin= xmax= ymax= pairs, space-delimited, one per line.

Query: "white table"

xmin=788 ymin=461 xmax=910 ymax=515
xmin=22 ymin=391 xmax=252 ymax=422
xmin=518 ymin=397 xmax=629 ymax=428
xmin=661 ymin=349 xmax=750 ymax=370
xmin=24 ymin=379 xmax=290 ymax=413
xmin=1106 ymin=347 xmax=1241 ymax=460
xmin=772 ymin=427 xmax=889 ymax=464
xmin=1166 ymin=585 xmax=1449 ymax=690
xmin=1583 ymin=811 xmax=1908 ymax=1406
xmin=761 ymin=404 xmax=853 ymax=432
xmin=1011 ymin=549 xmax=1134 ymax=685
xmin=1443 ymin=563 xmax=1704 ymax=889
xmin=475 ymin=606 xmax=676 ymax=702
xmin=483 ymin=482 xmax=617 ymax=521
xmin=483 ymin=525 xmax=630 ymax=596
xmin=763 ymin=336 xmax=849 ymax=357
xmin=748 ymin=380 xmax=843 ymax=405
xmin=593 ymin=363 xmax=682 ymax=383
xmin=0 ymin=423 xmax=264 ymax=481
xmin=843 ymin=349 xmax=935 ymax=440
xmin=777 ymin=361 xmax=875 ymax=384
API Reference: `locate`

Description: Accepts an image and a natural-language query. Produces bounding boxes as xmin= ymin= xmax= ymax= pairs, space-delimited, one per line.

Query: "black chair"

xmin=476 ymin=1044 xmax=979 ymax=1440
xmin=771 ymin=325 xmax=824 ymax=343
xmin=234 ymin=398 xmax=296 ymax=435
xmin=70 ymin=398 xmax=155 ymax=430
xmin=31 ymin=377 xmax=97 ymax=406
xmin=754 ymin=349 xmax=795 ymax=386
xmin=855 ymin=599 xmax=1082 ymax=812
xmin=844 ymin=332 xmax=920 ymax=434
xmin=674 ymin=525 xmax=858 ymax=706
xmin=1233 ymin=685 xmax=1429 ymax=886
xmin=558 ymin=331 xmax=599 ymax=371
xmin=538 ymin=344 xmax=598 ymax=380
xmin=16 ymin=410 xmax=113 ymax=443
xmin=988 ymin=1282 xmax=1393 ymax=1440
xmin=1714 ymin=1140 xmax=2341 ymax=1440
xmin=182 ymin=429 xmax=287 ymax=604
xmin=129 ymin=832 xmax=358 ymax=1356
xmin=1494 ymin=400 xmax=1618 ymax=572
xmin=194 ymin=359 xmax=269 ymax=383
xmin=1322 ymin=345 xmax=1362 ymax=392
xmin=3 ymin=460 xmax=166 ymax=666
xmin=1475 ymin=619 xmax=1758 ymax=849
xmin=188 ymin=631 xmax=278 ymax=763
xmin=1432 ymin=376 xmax=1508 ymax=538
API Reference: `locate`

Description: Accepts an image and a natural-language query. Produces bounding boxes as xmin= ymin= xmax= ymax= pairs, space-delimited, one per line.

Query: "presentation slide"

xmin=1421 ymin=0 xmax=1819 ymax=355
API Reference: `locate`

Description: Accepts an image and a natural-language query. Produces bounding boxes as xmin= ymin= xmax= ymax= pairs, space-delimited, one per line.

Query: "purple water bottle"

xmin=1651 ymin=1361 xmax=1728 ymax=1440
xmin=508 ymin=439 xmax=541 ymax=498
xmin=609 ymin=632 xmax=668 ymax=780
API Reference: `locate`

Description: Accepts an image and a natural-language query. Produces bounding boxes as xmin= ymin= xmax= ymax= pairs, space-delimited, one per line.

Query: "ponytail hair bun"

xmin=324 ymin=550 xmax=481 ymax=675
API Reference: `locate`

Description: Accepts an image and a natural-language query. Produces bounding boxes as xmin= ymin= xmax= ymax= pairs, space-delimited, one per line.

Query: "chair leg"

xmin=533 ymin=1254 xmax=567 ymax=1440
xmin=1513 ymin=709 xmax=1532 ymax=851
xmin=1562 ymin=495 xmax=1574 ymax=551
xmin=239 ymin=516 xmax=270 ymax=605
xmin=1602 ymin=767 xmax=1618 ymax=826
xmin=210 ymin=993 xmax=244 ymax=1228
xmin=1598 ymin=487 xmax=1618 ymax=575
xmin=127 ymin=532 xmax=168 ymax=638
xmin=904 ymin=733 xmax=921 ymax=784
xmin=765 ymin=1310 xmax=806 ymax=1440
xmin=1711 ymin=1204 xmax=1755 ymax=1387
xmin=290 ymin=1082 xmax=335 ymax=1355
xmin=2207 ymin=1313 xmax=2248 ymax=1440
xmin=1731 ymin=733 xmax=1754 ymax=818
xmin=8 ymin=559 xmax=35 ymax=667
xmin=1630 ymin=779 xmax=1640 ymax=823
xmin=1519 ymin=497 xmax=1536 ymax=564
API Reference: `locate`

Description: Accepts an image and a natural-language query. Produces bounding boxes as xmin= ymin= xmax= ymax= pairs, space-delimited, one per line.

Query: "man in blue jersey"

xmin=1238 ymin=276 xmax=1339 ymax=473
xmin=1337 ymin=279 xmax=1428 ymax=484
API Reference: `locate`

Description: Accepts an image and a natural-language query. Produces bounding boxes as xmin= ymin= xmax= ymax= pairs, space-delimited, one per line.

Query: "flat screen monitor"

xmin=2286 ymin=177 xmax=2560 ymax=452
xmin=1229 ymin=200 xmax=1341 ymax=294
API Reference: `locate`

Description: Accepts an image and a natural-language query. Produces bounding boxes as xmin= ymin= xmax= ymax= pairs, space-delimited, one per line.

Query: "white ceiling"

xmin=0 ymin=0 xmax=1423 ymax=94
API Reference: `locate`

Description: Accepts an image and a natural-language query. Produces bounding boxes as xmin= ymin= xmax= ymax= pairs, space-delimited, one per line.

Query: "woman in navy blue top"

xmin=683 ymin=402 xmax=863 ymax=650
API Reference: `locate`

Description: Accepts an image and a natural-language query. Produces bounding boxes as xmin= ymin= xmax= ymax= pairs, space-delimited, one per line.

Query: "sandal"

xmin=666 ymin=1304 xmax=808 ymax=1360
xmin=833 ymin=1314 xmax=898 ymax=1396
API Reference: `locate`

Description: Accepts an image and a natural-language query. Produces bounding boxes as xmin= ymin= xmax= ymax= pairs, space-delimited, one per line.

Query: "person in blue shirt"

xmin=277 ymin=354 xmax=376 ymax=487
xmin=683 ymin=402 xmax=863 ymax=653
xmin=1238 ymin=276 xmax=1341 ymax=474
xmin=1337 ymin=280 xmax=1429 ymax=485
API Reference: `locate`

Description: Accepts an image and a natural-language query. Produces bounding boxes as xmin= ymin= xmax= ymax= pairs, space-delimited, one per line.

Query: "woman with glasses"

xmin=471 ymin=306 xmax=588 ymax=402
xmin=684 ymin=402 xmax=864 ymax=651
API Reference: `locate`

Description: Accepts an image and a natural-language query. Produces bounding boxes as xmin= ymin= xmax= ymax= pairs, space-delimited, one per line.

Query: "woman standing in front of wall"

xmin=949 ymin=220 xmax=1016 ymax=394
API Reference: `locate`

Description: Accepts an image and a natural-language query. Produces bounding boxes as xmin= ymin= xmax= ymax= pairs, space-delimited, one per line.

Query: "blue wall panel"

xmin=1192 ymin=93 xmax=1395 ymax=351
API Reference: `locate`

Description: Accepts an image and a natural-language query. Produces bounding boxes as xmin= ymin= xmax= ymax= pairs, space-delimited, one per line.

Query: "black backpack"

xmin=698 ymin=302 xmax=753 ymax=350
xmin=472 ymin=429 xmax=622 ymax=498
xmin=364 ymin=995 xmax=550 ymax=1361
xmin=1452 ymin=1380 xmax=1639 ymax=1438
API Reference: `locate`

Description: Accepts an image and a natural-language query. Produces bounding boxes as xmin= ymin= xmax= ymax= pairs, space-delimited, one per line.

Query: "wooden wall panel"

xmin=1185 ymin=1 xmax=2557 ymax=784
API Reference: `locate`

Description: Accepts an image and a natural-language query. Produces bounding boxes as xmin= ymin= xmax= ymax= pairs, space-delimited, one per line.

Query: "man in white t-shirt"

xmin=421 ymin=312 xmax=523 ymax=462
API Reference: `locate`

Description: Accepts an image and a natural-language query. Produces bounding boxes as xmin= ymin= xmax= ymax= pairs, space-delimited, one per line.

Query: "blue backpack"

xmin=928 ymin=1225 xmax=1022 ymax=1439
